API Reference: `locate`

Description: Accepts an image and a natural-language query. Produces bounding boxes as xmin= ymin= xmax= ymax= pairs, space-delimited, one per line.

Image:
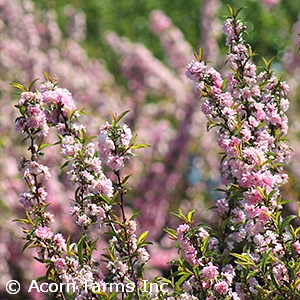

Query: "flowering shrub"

xmin=166 ymin=6 xmax=299 ymax=299
xmin=14 ymin=73 xmax=153 ymax=299
xmin=12 ymin=4 xmax=300 ymax=300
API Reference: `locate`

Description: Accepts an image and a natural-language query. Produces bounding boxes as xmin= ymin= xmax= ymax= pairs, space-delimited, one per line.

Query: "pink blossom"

xmin=244 ymin=203 xmax=259 ymax=218
xmin=218 ymin=92 xmax=233 ymax=107
xmin=107 ymin=155 xmax=125 ymax=171
xmin=293 ymin=241 xmax=300 ymax=254
xmin=137 ymin=247 xmax=150 ymax=264
xmin=244 ymin=188 xmax=263 ymax=205
xmin=221 ymin=264 xmax=235 ymax=284
xmin=91 ymin=177 xmax=114 ymax=198
xmin=54 ymin=258 xmax=67 ymax=272
xmin=214 ymin=280 xmax=228 ymax=294
xmin=36 ymin=226 xmax=53 ymax=239
xmin=18 ymin=193 xmax=32 ymax=210
xmin=53 ymin=233 xmax=67 ymax=251
xmin=76 ymin=214 xmax=89 ymax=227
xmin=185 ymin=60 xmax=207 ymax=81
xmin=202 ymin=264 xmax=219 ymax=280
xmin=216 ymin=198 xmax=228 ymax=215
xmin=198 ymin=227 xmax=209 ymax=241
xmin=42 ymin=87 xmax=76 ymax=115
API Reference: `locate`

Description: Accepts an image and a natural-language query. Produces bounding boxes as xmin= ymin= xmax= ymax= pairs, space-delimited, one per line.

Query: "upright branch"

xmin=14 ymin=75 xmax=151 ymax=300
xmin=166 ymin=6 xmax=300 ymax=300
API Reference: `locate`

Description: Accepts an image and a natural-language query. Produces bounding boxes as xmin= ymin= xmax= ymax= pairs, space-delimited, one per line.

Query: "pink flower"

xmin=177 ymin=224 xmax=190 ymax=239
xmin=244 ymin=188 xmax=263 ymax=205
xmin=54 ymin=258 xmax=67 ymax=272
xmin=185 ymin=60 xmax=207 ymax=81
xmin=244 ymin=203 xmax=259 ymax=218
xmin=76 ymin=214 xmax=89 ymax=227
xmin=36 ymin=226 xmax=53 ymax=239
xmin=107 ymin=155 xmax=125 ymax=171
xmin=18 ymin=193 xmax=32 ymax=210
xmin=214 ymin=280 xmax=228 ymax=294
xmin=91 ymin=177 xmax=114 ymax=198
xmin=53 ymin=233 xmax=67 ymax=251
xmin=216 ymin=198 xmax=228 ymax=215
xmin=202 ymin=264 xmax=219 ymax=280
xmin=294 ymin=241 xmax=300 ymax=254
xmin=43 ymin=88 xmax=75 ymax=111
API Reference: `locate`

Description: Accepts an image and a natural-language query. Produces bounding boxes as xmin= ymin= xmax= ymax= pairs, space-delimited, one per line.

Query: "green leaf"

xmin=227 ymin=4 xmax=235 ymax=17
xmin=221 ymin=78 xmax=227 ymax=91
xmin=175 ymin=273 xmax=191 ymax=288
xmin=197 ymin=48 xmax=204 ymax=61
xmin=43 ymin=71 xmax=51 ymax=82
xmin=261 ymin=248 xmax=271 ymax=272
xmin=60 ymin=160 xmax=70 ymax=170
xmin=279 ymin=199 xmax=294 ymax=206
xmin=130 ymin=143 xmax=151 ymax=149
xmin=295 ymin=278 xmax=300 ymax=290
xmin=116 ymin=110 xmax=131 ymax=123
xmin=66 ymin=236 xmax=71 ymax=255
xmin=35 ymin=275 xmax=51 ymax=282
xmin=77 ymin=234 xmax=87 ymax=265
xmin=235 ymin=6 xmax=246 ymax=18
xmin=39 ymin=143 xmax=52 ymax=150
xmin=94 ymin=290 xmax=109 ymax=298
xmin=13 ymin=218 xmax=33 ymax=225
xmin=169 ymin=209 xmax=189 ymax=223
xmin=22 ymin=240 xmax=34 ymax=253
xmin=10 ymin=82 xmax=26 ymax=91
xmin=200 ymin=235 xmax=210 ymax=253
xmin=187 ymin=209 xmax=196 ymax=223
xmin=129 ymin=210 xmax=141 ymax=221
xmin=278 ymin=71 xmax=285 ymax=82
xmin=279 ymin=215 xmax=297 ymax=233
xmin=28 ymin=78 xmax=39 ymax=91
xmin=270 ymin=271 xmax=281 ymax=291
xmin=163 ymin=228 xmax=178 ymax=240
xmin=137 ymin=231 xmax=149 ymax=247
xmin=231 ymin=253 xmax=254 ymax=265
xmin=262 ymin=56 xmax=275 ymax=72
xmin=124 ymin=292 xmax=134 ymax=300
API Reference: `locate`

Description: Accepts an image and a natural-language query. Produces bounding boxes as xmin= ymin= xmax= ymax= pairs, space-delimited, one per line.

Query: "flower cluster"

xmin=14 ymin=76 xmax=151 ymax=300
xmin=167 ymin=6 xmax=300 ymax=299
xmin=98 ymin=121 xmax=133 ymax=171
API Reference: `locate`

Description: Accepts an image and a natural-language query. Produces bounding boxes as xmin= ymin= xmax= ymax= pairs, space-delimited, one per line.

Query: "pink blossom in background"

xmin=259 ymin=0 xmax=281 ymax=10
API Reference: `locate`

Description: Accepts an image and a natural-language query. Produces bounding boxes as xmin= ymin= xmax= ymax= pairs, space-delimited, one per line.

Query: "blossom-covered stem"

xmin=166 ymin=6 xmax=298 ymax=299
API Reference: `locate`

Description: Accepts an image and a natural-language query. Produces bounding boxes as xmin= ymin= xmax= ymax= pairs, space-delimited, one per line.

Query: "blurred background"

xmin=1 ymin=0 xmax=300 ymax=298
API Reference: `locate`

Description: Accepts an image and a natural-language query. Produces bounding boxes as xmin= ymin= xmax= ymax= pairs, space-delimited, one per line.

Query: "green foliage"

xmin=32 ymin=0 xmax=300 ymax=75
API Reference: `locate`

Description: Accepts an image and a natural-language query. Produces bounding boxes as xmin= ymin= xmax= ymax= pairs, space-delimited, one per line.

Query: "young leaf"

xmin=163 ymin=228 xmax=178 ymax=240
xmin=77 ymin=234 xmax=86 ymax=265
xmin=261 ymin=248 xmax=271 ymax=273
xmin=137 ymin=231 xmax=149 ymax=247
xmin=130 ymin=143 xmax=151 ymax=150
xmin=28 ymin=78 xmax=39 ymax=91
xmin=129 ymin=210 xmax=141 ymax=221
xmin=187 ymin=209 xmax=196 ymax=223
xmin=10 ymin=82 xmax=26 ymax=91
xmin=279 ymin=215 xmax=297 ymax=233
xmin=116 ymin=110 xmax=131 ymax=123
